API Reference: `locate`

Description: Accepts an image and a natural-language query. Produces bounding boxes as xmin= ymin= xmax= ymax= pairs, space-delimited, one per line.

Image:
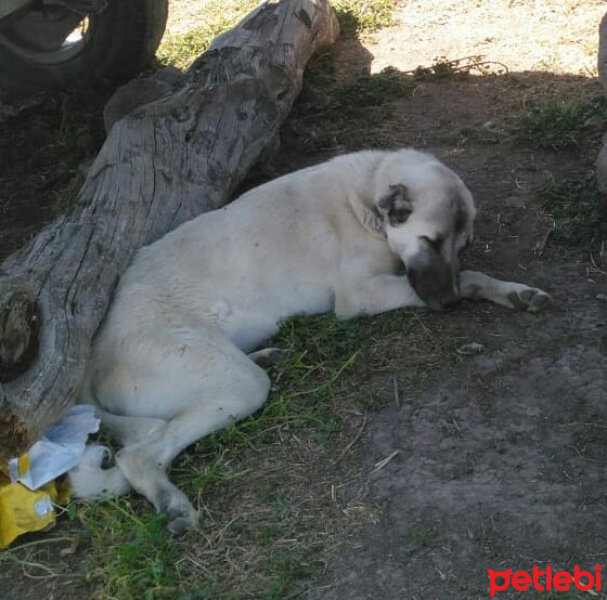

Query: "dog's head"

xmin=371 ymin=153 xmax=476 ymax=310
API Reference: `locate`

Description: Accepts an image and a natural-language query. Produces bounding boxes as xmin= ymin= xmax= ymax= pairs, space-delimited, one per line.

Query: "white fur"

xmin=69 ymin=444 xmax=131 ymax=497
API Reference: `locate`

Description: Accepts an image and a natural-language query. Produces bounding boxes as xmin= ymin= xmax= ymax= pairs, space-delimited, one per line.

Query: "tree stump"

xmin=0 ymin=0 xmax=339 ymax=459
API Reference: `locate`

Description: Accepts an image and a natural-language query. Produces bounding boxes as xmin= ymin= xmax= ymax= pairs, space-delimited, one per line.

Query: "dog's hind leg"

xmin=110 ymin=348 xmax=271 ymax=534
xmin=84 ymin=322 xmax=272 ymax=533
xmin=70 ymin=412 xmax=168 ymax=499
xmin=460 ymin=270 xmax=550 ymax=312
xmin=116 ymin=383 xmax=269 ymax=533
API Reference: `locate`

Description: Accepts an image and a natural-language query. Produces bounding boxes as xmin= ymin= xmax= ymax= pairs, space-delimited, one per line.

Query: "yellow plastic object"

xmin=0 ymin=467 xmax=71 ymax=548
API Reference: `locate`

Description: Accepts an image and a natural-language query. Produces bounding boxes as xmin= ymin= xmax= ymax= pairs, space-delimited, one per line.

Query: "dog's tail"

xmin=69 ymin=444 xmax=132 ymax=498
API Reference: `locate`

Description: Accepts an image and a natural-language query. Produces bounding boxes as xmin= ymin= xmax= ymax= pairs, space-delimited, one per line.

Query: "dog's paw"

xmin=154 ymin=486 xmax=198 ymax=534
xmin=165 ymin=492 xmax=199 ymax=535
xmin=506 ymin=286 xmax=551 ymax=312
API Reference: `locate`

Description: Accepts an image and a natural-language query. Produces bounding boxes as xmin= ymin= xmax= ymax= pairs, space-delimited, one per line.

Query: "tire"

xmin=0 ymin=0 xmax=168 ymax=92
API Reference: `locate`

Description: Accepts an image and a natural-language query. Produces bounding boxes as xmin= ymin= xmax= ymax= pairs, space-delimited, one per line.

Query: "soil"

xmin=0 ymin=90 xmax=108 ymax=259
xmin=2 ymin=1 xmax=607 ymax=599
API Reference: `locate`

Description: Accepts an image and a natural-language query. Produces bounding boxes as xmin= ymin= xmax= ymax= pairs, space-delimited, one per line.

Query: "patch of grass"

xmin=78 ymin=499 xmax=183 ymax=599
xmin=332 ymin=0 xmax=399 ymax=38
xmin=261 ymin=550 xmax=318 ymax=599
xmin=411 ymin=55 xmax=495 ymax=81
xmin=512 ymin=97 xmax=607 ymax=151
xmin=156 ymin=0 xmax=259 ymax=69
xmin=413 ymin=58 xmax=460 ymax=81
xmin=541 ymin=172 xmax=607 ymax=248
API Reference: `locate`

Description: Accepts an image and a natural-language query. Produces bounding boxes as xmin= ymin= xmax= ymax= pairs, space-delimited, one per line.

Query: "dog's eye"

xmin=421 ymin=236 xmax=443 ymax=251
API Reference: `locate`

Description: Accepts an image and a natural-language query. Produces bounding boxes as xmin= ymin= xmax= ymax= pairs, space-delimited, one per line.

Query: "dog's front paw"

xmin=506 ymin=285 xmax=551 ymax=312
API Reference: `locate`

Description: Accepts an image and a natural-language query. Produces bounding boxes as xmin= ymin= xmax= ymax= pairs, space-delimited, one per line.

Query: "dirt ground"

xmin=2 ymin=1 xmax=607 ymax=599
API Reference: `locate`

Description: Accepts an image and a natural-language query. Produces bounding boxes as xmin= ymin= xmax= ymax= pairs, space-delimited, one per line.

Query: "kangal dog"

xmin=70 ymin=149 xmax=550 ymax=533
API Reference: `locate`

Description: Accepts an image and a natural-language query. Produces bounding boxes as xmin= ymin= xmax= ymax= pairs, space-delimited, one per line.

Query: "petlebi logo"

xmin=488 ymin=565 xmax=603 ymax=596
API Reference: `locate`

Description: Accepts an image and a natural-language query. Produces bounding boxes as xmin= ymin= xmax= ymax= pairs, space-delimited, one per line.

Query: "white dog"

xmin=70 ymin=149 xmax=550 ymax=533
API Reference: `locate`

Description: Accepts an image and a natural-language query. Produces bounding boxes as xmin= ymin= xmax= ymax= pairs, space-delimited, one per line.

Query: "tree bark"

xmin=0 ymin=0 xmax=339 ymax=459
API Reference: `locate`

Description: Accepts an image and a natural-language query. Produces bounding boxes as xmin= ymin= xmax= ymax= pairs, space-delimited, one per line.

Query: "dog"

xmin=69 ymin=148 xmax=550 ymax=533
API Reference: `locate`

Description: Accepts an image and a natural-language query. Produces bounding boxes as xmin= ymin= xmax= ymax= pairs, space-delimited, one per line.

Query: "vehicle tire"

xmin=0 ymin=0 xmax=168 ymax=92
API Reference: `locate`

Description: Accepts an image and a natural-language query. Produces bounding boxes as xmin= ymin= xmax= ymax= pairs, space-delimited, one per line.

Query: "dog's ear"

xmin=347 ymin=196 xmax=387 ymax=239
xmin=377 ymin=184 xmax=413 ymax=226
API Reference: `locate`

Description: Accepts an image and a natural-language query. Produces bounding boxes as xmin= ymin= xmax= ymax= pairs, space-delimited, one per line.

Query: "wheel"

xmin=0 ymin=0 xmax=168 ymax=92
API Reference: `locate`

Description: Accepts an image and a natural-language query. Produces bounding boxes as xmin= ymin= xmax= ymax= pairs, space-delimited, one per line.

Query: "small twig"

xmin=372 ymin=450 xmax=401 ymax=473
xmin=533 ymin=221 xmax=555 ymax=256
xmin=1 ymin=554 xmax=61 ymax=579
xmin=333 ymin=411 xmax=368 ymax=465
xmin=392 ymin=376 xmax=400 ymax=407
xmin=411 ymin=312 xmax=437 ymax=342
xmin=452 ymin=60 xmax=510 ymax=75
xmin=590 ymin=250 xmax=607 ymax=275
xmin=7 ymin=536 xmax=77 ymax=551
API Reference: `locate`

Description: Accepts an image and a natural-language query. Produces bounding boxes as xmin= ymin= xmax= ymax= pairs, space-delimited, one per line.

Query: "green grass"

xmin=78 ymin=500 xmax=182 ymax=599
xmin=157 ymin=0 xmax=400 ymax=69
xmin=332 ymin=0 xmax=399 ymax=38
xmin=541 ymin=172 xmax=607 ymax=248
xmin=76 ymin=485 xmax=322 ymax=599
xmin=156 ymin=0 xmax=260 ymax=69
xmin=512 ymin=97 xmax=607 ymax=151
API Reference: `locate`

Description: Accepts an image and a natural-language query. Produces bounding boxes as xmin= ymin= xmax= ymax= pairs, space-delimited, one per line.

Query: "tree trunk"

xmin=0 ymin=0 xmax=339 ymax=460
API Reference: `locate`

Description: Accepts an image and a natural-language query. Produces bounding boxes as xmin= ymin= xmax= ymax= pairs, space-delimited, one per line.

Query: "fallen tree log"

xmin=0 ymin=0 xmax=339 ymax=459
